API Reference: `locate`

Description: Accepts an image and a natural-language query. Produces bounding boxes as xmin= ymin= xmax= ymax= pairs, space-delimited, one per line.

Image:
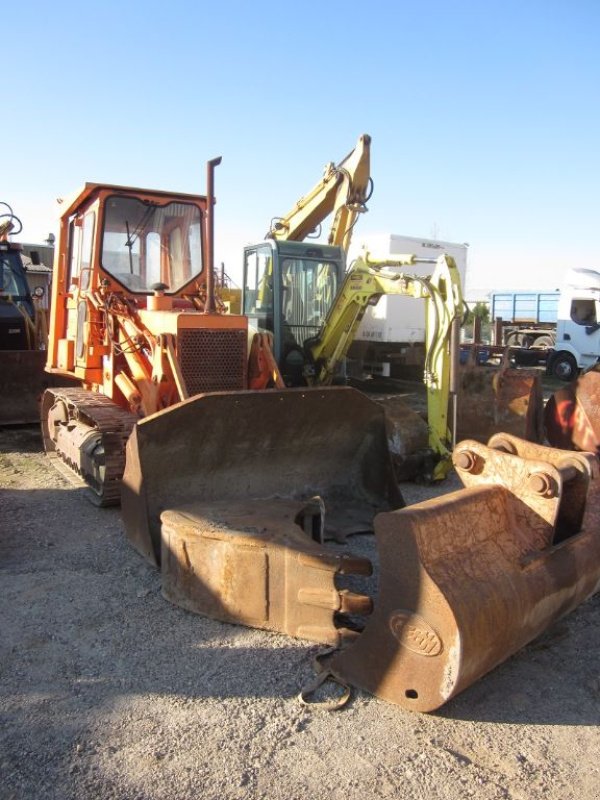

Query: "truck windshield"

xmin=101 ymin=195 xmax=203 ymax=293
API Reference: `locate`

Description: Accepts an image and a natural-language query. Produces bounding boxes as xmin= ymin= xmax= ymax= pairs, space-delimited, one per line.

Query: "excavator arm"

xmin=266 ymin=134 xmax=372 ymax=254
xmin=307 ymin=252 xmax=464 ymax=478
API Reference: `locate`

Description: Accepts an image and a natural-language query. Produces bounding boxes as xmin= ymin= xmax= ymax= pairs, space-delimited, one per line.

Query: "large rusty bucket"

xmin=327 ymin=433 xmax=600 ymax=712
xmin=545 ymin=364 xmax=600 ymax=456
xmin=121 ymin=386 xmax=402 ymax=566
xmin=457 ymin=358 xmax=543 ymax=443
xmin=160 ymin=497 xmax=374 ymax=646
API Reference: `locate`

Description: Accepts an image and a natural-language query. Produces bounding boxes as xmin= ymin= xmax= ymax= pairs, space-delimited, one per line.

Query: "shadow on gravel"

xmin=435 ymin=598 xmax=600 ymax=726
xmin=0 ymin=424 xmax=43 ymax=453
xmin=2 ymin=482 xmax=599 ymax=729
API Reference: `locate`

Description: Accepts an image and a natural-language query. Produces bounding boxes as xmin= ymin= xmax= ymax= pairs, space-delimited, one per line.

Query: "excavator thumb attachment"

xmin=121 ymin=386 xmax=402 ymax=566
xmin=327 ymin=433 xmax=600 ymax=712
xmin=544 ymin=364 xmax=600 ymax=455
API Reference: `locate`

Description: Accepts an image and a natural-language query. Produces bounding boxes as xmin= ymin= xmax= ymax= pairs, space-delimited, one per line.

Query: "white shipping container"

xmin=350 ymin=234 xmax=468 ymax=344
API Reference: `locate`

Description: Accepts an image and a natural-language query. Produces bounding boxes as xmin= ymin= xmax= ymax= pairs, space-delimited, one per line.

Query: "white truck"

xmin=547 ymin=268 xmax=600 ymax=380
xmin=490 ymin=290 xmax=559 ymax=349
xmin=346 ymin=234 xmax=468 ymax=377
xmin=490 ymin=268 xmax=600 ymax=381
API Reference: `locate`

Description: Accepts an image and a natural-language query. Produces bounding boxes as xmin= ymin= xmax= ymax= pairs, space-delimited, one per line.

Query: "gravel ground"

xmin=1 ymin=424 xmax=599 ymax=800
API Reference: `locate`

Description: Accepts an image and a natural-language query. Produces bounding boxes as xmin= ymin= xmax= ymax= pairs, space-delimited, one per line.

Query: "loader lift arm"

xmin=306 ymin=252 xmax=464 ymax=478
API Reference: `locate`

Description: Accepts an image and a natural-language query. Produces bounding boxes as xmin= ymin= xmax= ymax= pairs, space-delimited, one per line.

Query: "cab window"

xmin=101 ymin=196 xmax=203 ymax=293
xmin=79 ymin=212 xmax=95 ymax=291
xmin=570 ymin=299 xmax=597 ymax=325
xmin=244 ymin=248 xmax=274 ymax=326
xmin=68 ymin=220 xmax=81 ymax=285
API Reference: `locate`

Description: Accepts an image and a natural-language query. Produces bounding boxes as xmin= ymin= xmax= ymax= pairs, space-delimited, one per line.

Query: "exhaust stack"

xmin=204 ymin=156 xmax=222 ymax=314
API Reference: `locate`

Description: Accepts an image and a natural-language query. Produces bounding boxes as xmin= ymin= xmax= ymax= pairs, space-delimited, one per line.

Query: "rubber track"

xmin=43 ymin=388 xmax=138 ymax=506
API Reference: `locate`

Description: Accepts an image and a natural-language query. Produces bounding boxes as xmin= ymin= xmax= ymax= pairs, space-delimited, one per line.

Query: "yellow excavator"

xmin=242 ymin=134 xmax=461 ymax=479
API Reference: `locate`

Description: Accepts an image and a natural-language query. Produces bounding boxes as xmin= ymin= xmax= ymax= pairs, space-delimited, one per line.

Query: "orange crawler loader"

xmin=41 ymin=158 xmax=398 ymax=553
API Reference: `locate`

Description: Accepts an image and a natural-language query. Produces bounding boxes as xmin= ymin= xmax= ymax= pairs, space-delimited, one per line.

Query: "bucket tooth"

xmin=160 ymin=499 xmax=373 ymax=645
xmin=328 ymin=436 xmax=600 ymax=712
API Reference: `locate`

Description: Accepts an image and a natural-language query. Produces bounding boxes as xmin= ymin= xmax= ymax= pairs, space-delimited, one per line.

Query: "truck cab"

xmin=552 ymin=268 xmax=600 ymax=380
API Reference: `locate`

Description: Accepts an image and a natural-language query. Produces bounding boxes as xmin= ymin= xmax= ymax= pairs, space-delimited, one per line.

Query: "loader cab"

xmin=56 ymin=184 xmax=207 ymax=300
xmin=0 ymin=243 xmax=35 ymax=350
xmin=47 ymin=183 xmax=208 ymax=381
xmin=242 ymin=240 xmax=345 ymax=385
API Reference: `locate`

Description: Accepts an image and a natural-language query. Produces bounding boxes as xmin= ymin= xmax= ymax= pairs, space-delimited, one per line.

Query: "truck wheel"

xmin=532 ymin=335 xmax=554 ymax=349
xmin=506 ymin=331 xmax=532 ymax=348
xmin=550 ymin=352 xmax=578 ymax=382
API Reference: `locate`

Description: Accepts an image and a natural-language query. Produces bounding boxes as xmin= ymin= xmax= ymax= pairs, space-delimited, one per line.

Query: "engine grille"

xmin=178 ymin=327 xmax=248 ymax=395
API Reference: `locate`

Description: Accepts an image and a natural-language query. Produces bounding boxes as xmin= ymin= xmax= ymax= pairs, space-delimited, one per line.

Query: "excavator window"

xmin=67 ymin=219 xmax=81 ymax=286
xmin=146 ymin=232 xmax=161 ymax=285
xmin=244 ymin=246 xmax=340 ymax=352
xmin=168 ymin=227 xmax=186 ymax=288
xmin=280 ymin=258 xmax=338 ymax=348
xmin=65 ymin=211 xmax=95 ymax=291
xmin=100 ymin=195 xmax=203 ymax=293
xmin=244 ymin=248 xmax=274 ymax=328
xmin=0 ymin=254 xmax=26 ymax=297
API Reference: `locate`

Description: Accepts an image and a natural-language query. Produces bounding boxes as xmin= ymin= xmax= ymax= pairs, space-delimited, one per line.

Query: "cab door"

xmin=564 ymin=295 xmax=600 ymax=367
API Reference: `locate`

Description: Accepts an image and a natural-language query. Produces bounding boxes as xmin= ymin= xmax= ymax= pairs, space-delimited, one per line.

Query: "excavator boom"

xmin=267 ymin=134 xmax=372 ymax=254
